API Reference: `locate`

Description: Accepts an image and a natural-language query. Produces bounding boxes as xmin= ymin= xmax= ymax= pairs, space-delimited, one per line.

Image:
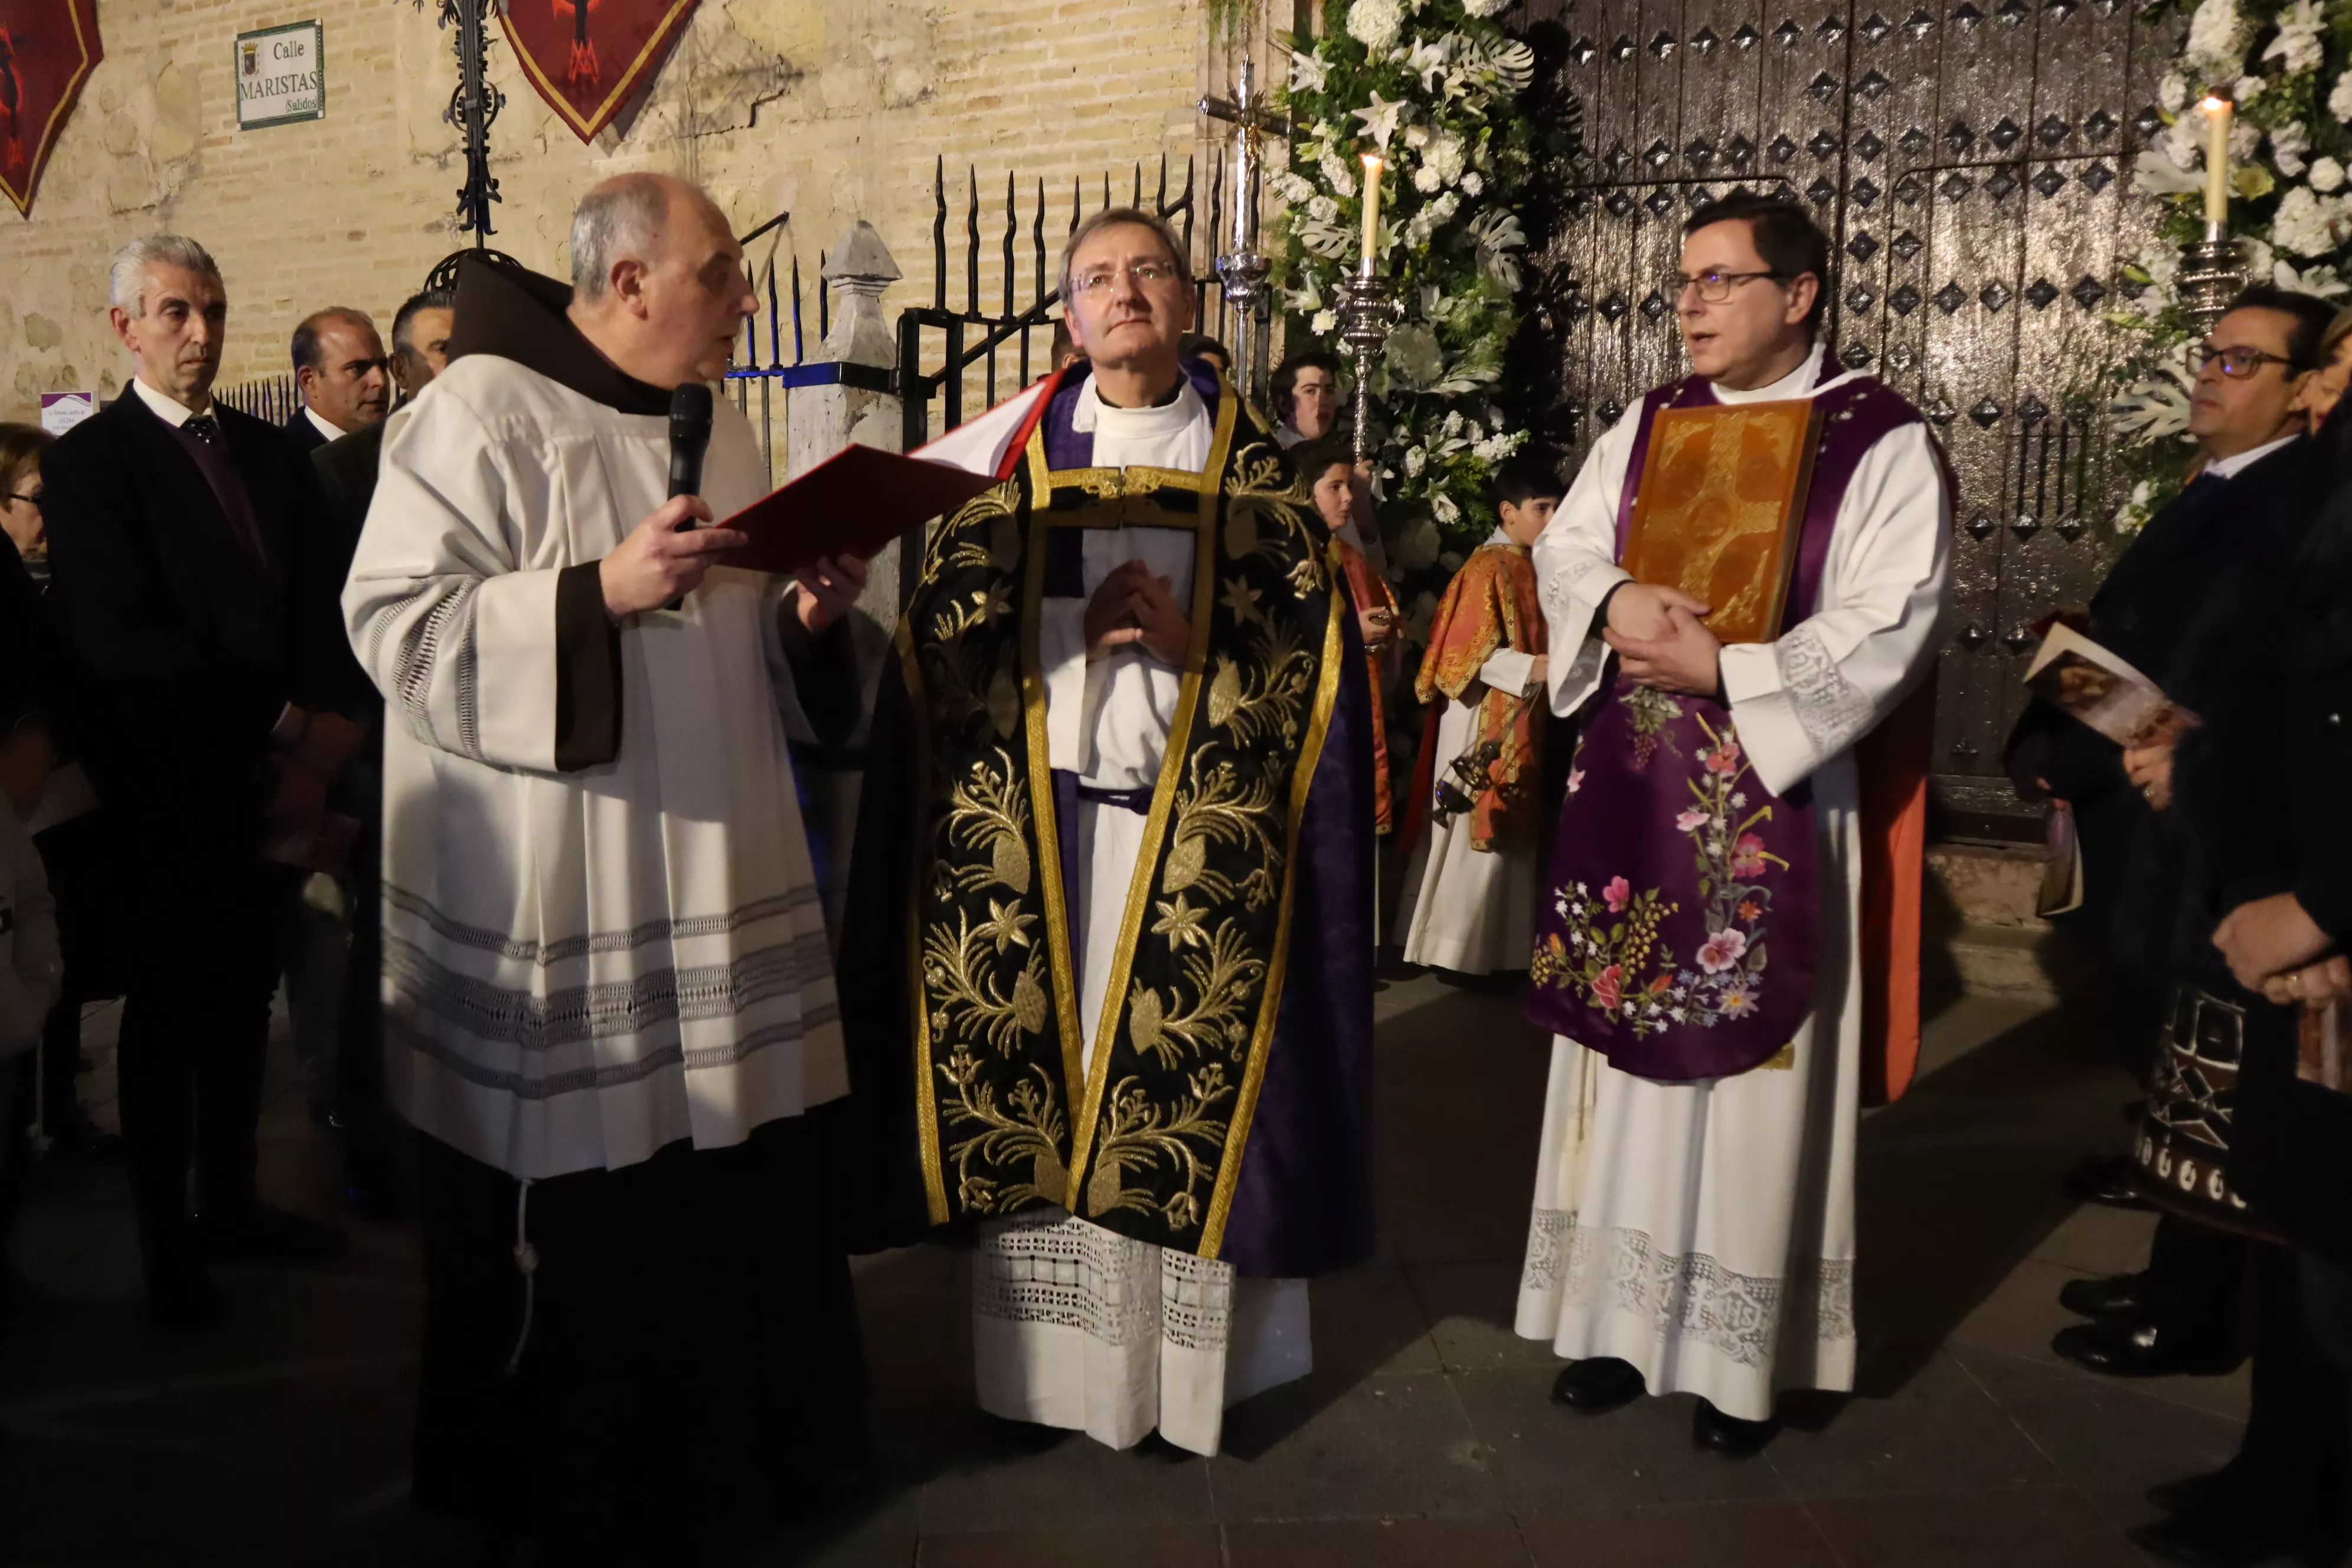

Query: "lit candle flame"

xmin=2202 ymin=94 xmax=2232 ymax=228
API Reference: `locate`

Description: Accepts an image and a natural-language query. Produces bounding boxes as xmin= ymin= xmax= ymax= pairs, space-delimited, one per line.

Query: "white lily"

xmin=1351 ymin=92 xmax=1411 ymax=152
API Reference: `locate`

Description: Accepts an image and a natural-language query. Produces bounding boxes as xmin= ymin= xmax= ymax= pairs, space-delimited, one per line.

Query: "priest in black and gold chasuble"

xmin=839 ymin=208 xmax=1375 ymax=1457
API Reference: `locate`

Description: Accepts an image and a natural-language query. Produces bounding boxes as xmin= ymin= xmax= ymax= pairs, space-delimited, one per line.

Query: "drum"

xmin=2131 ymin=986 xmax=2281 ymax=1240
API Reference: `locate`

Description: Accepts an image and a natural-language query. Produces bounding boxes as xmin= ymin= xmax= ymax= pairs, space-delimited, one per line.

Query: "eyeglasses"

xmin=2 ymin=491 xmax=38 ymax=508
xmin=1664 ymin=269 xmax=1789 ymax=303
xmin=2194 ymin=343 xmax=2306 ymax=379
xmin=1069 ymin=261 xmax=1180 ymax=296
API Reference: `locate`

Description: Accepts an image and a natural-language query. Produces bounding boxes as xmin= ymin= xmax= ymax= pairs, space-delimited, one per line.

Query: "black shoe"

xmin=1550 ymin=1357 xmax=1645 ymax=1414
xmin=202 ymin=1204 xmax=349 ymax=1266
xmin=146 ymin=1271 xmax=227 ymax=1332
xmin=2057 ymin=1270 xmax=2147 ymax=1321
xmin=2126 ymin=1510 xmax=2302 ymax=1566
xmin=1693 ymin=1398 xmax=1779 ymax=1457
xmin=2064 ymin=1152 xmax=2151 ymax=1210
xmin=2051 ymin=1319 xmax=2240 ymax=1378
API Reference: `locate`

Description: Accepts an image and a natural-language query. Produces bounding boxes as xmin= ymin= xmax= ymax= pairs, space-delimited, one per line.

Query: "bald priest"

xmin=838 ymin=207 xmax=1377 ymax=1458
xmin=342 ymin=175 xmax=871 ymax=1553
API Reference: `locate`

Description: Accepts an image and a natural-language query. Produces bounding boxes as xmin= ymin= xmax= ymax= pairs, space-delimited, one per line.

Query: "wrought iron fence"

xmin=215 ymin=374 xmax=302 ymax=427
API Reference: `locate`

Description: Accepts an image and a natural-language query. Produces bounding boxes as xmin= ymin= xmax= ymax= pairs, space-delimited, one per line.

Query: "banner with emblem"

xmin=0 ymin=0 xmax=102 ymax=217
xmin=501 ymin=0 xmax=697 ymax=143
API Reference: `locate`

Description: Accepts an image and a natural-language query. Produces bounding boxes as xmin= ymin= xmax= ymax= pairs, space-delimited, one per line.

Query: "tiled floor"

xmin=0 ymin=977 xmax=2250 ymax=1565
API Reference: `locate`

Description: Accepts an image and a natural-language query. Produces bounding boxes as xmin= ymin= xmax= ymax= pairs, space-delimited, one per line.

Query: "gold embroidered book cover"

xmin=1621 ymin=400 xmax=1822 ymax=645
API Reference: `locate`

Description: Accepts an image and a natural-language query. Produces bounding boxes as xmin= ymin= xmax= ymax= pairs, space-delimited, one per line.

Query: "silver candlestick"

xmin=1338 ymin=271 xmax=1402 ymax=464
xmin=2176 ymin=220 xmax=2248 ymax=341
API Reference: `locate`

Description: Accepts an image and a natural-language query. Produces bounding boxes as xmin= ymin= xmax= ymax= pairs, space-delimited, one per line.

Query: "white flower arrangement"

xmin=1345 ymin=0 xmax=1404 ymax=54
xmin=1276 ymin=0 xmax=1556 ymax=620
xmin=2108 ymin=0 xmax=2352 ymax=532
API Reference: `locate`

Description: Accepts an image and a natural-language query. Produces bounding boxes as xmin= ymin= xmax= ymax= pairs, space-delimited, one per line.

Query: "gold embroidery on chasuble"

xmin=895 ymin=394 xmax=1345 ymax=1259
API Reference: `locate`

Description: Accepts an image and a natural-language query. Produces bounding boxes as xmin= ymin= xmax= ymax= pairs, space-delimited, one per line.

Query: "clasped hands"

xmin=1603 ymin=582 xmax=1721 ymax=695
xmin=600 ymin=495 xmax=867 ymax=632
xmin=2214 ymin=892 xmax=2347 ymax=1011
xmin=1084 ymin=559 xmax=1190 ymax=665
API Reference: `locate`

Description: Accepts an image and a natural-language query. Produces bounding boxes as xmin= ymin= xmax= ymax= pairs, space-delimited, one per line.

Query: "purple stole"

xmin=1524 ymin=371 xmax=1923 ymax=1082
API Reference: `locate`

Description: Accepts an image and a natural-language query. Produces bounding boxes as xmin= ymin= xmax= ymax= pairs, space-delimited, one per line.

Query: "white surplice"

xmin=924 ymin=375 xmax=1312 ymax=1456
xmin=1512 ymin=344 xmax=1949 ymax=1420
xmin=343 ymin=355 xmax=845 ymax=1181
xmin=1392 ymin=529 xmax=1543 ymax=975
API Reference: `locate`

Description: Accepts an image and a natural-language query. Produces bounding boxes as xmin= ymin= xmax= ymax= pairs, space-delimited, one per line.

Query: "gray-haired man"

xmin=838 ymin=207 xmax=1378 ymax=1458
xmin=42 ymin=234 xmax=367 ymax=1328
xmin=341 ymin=172 xmax=869 ymax=1553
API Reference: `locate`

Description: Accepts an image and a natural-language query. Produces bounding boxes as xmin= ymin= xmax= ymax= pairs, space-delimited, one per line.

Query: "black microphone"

xmin=663 ymin=383 xmax=713 ymax=609
xmin=668 ymin=382 xmax=713 ymax=505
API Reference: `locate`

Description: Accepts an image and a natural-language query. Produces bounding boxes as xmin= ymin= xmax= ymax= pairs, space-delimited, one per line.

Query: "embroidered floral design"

xmin=1531 ymin=712 xmax=1786 ymax=1037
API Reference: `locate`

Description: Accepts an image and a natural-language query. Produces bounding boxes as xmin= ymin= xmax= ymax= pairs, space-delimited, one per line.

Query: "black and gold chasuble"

xmin=838 ymin=372 xmax=1378 ymax=1276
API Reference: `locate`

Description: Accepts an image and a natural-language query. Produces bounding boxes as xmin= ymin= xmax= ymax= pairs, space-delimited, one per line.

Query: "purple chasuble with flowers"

xmin=1525 ymin=372 xmax=1925 ymax=1082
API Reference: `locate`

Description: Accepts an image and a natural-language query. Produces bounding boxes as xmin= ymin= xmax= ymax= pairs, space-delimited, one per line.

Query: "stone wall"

xmin=0 ymin=0 xmax=1208 ymax=419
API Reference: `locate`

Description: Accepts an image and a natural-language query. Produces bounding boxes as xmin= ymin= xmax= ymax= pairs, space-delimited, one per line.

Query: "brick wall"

xmin=0 ymin=0 xmax=1208 ymax=419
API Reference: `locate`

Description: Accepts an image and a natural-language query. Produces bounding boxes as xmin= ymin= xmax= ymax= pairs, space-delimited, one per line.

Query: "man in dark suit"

xmin=311 ymin=287 xmax=451 ymax=533
xmin=2010 ymin=286 xmax=2340 ymax=1383
xmin=303 ymin=285 xmax=449 ymax=1223
xmin=283 ymin=306 xmax=389 ymax=455
xmin=43 ymin=234 xmax=368 ymax=1328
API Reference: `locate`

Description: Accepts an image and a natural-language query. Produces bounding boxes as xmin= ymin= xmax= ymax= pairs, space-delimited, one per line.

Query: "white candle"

xmin=2203 ymin=95 xmax=2232 ymax=227
xmin=1361 ymin=153 xmax=1383 ymax=276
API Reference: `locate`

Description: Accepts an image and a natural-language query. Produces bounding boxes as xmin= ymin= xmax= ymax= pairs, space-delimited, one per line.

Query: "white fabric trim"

xmin=974 ymin=1208 xmax=1311 ymax=1455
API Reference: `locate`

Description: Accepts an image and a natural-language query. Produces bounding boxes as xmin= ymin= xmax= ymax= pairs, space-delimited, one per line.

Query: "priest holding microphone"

xmin=342 ymin=172 xmax=870 ymax=1555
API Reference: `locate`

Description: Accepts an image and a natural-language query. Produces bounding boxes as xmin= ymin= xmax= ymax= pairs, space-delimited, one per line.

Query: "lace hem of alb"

xmin=1520 ymin=1208 xmax=1854 ymax=1367
xmin=974 ymin=1209 xmax=1233 ymax=1353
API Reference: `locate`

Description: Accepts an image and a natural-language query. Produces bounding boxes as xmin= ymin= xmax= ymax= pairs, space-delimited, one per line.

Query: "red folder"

xmin=711 ymin=445 xmax=1001 ymax=574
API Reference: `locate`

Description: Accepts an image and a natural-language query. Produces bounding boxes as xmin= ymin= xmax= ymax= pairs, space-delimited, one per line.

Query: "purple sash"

xmin=1525 ymin=371 xmax=1923 ymax=1081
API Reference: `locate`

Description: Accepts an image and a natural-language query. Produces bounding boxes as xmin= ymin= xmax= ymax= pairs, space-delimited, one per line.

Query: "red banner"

xmin=502 ymin=0 xmax=698 ymax=144
xmin=0 ymin=0 xmax=101 ymax=217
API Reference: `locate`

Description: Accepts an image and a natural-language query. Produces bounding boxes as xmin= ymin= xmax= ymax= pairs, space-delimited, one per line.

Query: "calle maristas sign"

xmin=235 ymin=19 xmax=325 ymax=130
xmin=0 ymin=0 xmax=102 ymax=217
xmin=502 ymin=0 xmax=698 ymax=143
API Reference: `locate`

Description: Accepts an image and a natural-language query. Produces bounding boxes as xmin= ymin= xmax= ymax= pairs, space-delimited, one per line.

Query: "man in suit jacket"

xmin=2008 ymin=286 xmax=2340 ymax=1381
xmin=42 ymin=234 xmax=369 ymax=1328
xmin=311 ymin=287 xmax=452 ymax=536
xmin=303 ymin=285 xmax=450 ymax=1222
xmin=283 ymin=306 xmax=389 ymax=454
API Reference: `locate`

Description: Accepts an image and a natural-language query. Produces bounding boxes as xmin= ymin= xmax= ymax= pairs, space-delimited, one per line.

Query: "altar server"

xmin=343 ymin=174 xmax=868 ymax=1553
xmin=839 ymin=207 xmax=1376 ymax=1458
xmin=1391 ymin=451 xmax=1559 ymax=974
xmin=1514 ymin=191 xmax=1949 ymax=1453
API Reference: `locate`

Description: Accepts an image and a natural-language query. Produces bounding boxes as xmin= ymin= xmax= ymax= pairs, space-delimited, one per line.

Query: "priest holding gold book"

xmin=1512 ymin=191 xmax=1951 ymax=1452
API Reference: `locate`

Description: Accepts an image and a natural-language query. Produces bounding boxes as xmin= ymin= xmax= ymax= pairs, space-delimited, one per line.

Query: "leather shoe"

xmin=202 ymin=1204 xmax=349 ymax=1266
xmin=2064 ymin=1152 xmax=2151 ymax=1210
xmin=1550 ymin=1357 xmax=1645 ymax=1414
xmin=2051 ymin=1319 xmax=2240 ymax=1378
xmin=1692 ymin=1398 xmax=1778 ymax=1457
xmin=2126 ymin=1510 xmax=2302 ymax=1566
xmin=2057 ymin=1270 xmax=2146 ymax=1321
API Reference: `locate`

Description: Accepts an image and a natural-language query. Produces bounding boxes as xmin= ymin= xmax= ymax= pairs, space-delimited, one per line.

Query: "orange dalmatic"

xmin=1329 ymin=537 xmax=1400 ymax=832
xmin=1413 ymin=542 xmax=1546 ymax=850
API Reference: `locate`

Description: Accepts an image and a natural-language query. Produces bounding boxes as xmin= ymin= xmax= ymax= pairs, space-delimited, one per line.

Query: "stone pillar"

xmin=782 ymin=222 xmax=905 ymax=934
xmin=785 ymin=220 xmax=905 ymax=615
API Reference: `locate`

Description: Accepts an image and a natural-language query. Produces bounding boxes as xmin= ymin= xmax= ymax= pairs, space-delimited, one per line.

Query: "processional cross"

xmin=1199 ymin=54 xmax=1286 ymax=404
